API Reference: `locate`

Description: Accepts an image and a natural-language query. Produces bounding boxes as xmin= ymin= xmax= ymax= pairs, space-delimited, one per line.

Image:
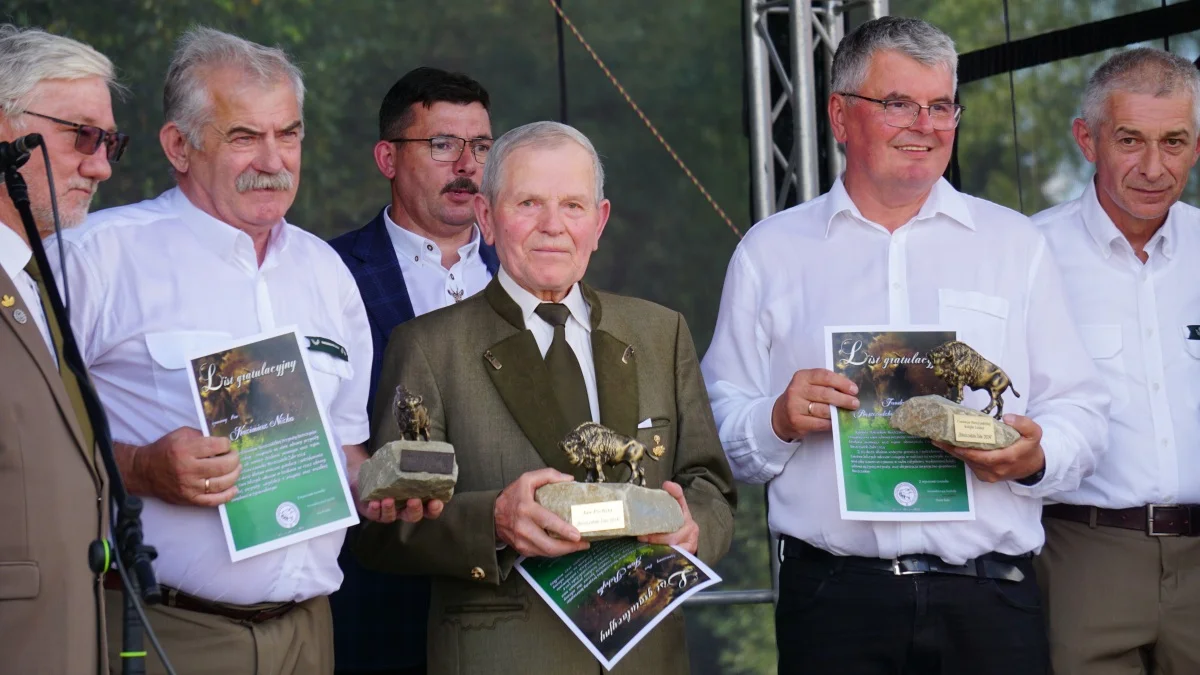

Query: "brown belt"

xmin=1044 ymin=503 xmax=1200 ymax=537
xmin=103 ymin=571 xmax=296 ymax=623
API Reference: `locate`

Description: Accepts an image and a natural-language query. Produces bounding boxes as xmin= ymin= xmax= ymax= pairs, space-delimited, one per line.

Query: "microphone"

xmin=0 ymin=133 xmax=43 ymax=171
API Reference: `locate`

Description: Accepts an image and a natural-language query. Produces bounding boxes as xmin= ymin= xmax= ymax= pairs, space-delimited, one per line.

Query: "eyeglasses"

xmin=24 ymin=111 xmax=130 ymax=162
xmin=389 ymin=135 xmax=492 ymax=163
xmin=838 ymin=93 xmax=965 ymax=131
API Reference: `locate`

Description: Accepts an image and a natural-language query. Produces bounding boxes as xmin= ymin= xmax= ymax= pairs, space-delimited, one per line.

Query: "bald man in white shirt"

xmin=1033 ymin=48 xmax=1200 ymax=675
xmin=703 ymin=16 xmax=1108 ymax=675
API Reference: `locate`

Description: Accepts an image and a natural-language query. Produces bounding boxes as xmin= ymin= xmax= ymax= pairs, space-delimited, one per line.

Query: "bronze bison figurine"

xmin=928 ymin=341 xmax=1020 ymax=420
xmin=560 ymin=421 xmax=663 ymax=486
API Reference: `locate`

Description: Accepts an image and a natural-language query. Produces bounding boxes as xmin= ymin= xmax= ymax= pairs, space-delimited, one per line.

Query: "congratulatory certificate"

xmin=186 ymin=328 xmax=358 ymax=561
xmin=825 ymin=326 xmax=975 ymax=522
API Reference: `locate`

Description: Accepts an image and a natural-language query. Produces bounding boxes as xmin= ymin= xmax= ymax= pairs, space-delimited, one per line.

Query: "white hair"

xmin=831 ymin=16 xmax=958 ymax=95
xmin=0 ymin=25 xmax=118 ymax=131
xmin=480 ymin=121 xmax=605 ymax=204
xmin=163 ymin=26 xmax=305 ymax=148
xmin=1082 ymin=47 xmax=1200 ymax=131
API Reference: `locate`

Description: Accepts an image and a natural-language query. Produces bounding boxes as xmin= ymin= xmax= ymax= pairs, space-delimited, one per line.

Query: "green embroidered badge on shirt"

xmin=306 ymin=336 xmax=348 ymax=361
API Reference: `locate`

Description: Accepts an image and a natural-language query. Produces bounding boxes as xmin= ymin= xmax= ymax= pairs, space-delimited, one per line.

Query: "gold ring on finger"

xmin=807 ymin=401 xmax=815 ymax=416
xmin=204 ymin=477 xmax=211 ymax=494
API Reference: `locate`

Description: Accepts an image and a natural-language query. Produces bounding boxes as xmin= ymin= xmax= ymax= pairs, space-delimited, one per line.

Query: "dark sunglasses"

xmin=24 ymin=111 xmax=130 ymax=162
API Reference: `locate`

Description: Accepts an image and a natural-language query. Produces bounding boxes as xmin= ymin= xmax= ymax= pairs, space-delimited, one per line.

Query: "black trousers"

xmin=775 ymin=545 xmax=1049 ymax=675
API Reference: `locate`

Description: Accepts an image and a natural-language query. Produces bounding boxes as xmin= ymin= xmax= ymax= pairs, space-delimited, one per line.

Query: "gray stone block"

xmin=890 ymin=395 xmax=1020 ymax=450
xmin=358 ymin=440 xmax=457 ymax=502
xmin=535 ymin=482 xmax=684 ymax=540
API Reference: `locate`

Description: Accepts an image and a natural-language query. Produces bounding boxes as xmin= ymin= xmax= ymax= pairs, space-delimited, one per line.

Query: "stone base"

xmin=358 ymin=440 xmax=457 ymax=502
xmin=535 ymin=482 xmax=684 ymax=540
xmin=890 ymin=395 xmax=1020 ymax=450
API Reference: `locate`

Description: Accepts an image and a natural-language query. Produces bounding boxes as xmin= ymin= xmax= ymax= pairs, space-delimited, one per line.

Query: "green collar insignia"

xmin=306 ymin=336 xmax=348 ymax=361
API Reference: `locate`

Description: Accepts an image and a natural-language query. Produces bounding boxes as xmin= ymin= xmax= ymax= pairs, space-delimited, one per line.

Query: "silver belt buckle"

xmin=1147 ymin=504 xmax=1183 ymax=537
xmin=891 ymin=558 xmax=922 ymax=575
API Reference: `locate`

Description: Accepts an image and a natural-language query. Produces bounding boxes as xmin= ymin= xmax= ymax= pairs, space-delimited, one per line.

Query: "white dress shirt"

xmin=383 ymin=207 xmax=492 ymax=315
xmin=1035 ymin=179 xmax=1200 ymax=508
xmin=49 ymin=187 xmax=372 ymax=604
xmin=701 ymin=177 xmax=1109 ymax=563
xmin=0 ymin=223 xmax=54 ymax=355
xmin=497 ymin=267 xmax=600 ymax=423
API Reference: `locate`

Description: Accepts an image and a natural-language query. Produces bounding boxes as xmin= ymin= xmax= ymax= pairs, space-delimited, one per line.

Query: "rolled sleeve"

xmin=702 ymin=246 xmax=800 ymax=484
xmin=1009 ymin=237 xmax=1108 ymax=498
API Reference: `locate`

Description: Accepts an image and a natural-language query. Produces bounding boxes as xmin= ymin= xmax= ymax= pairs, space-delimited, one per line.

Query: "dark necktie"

xmin=534 ymin=302 xmax=592 ymax=428
xmin=25 ymin=260 xmax=95 ymax=453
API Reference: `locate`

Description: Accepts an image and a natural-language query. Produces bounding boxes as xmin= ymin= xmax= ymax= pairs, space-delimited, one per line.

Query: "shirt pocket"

xmin=304 ymin=350 xmax=354 ymax=431
xmin=1181 ymin=325 xmax=1200 ymax=360
xmin=1080 ymin=324 xmax=1129 ymax=413
xmin=144 ymin=330 xmax=233 ymax=417
xmin=937 ymin=289 xmax=1009 ymax=364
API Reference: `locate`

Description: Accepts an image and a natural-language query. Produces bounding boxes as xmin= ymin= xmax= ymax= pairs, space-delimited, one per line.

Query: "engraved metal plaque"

xmin=400 ymin=449 xmax=455 ymax=475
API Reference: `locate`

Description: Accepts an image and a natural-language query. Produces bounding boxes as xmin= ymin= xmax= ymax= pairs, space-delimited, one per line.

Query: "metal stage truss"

xmin=683 ymin=0 xmax=888 ymax=609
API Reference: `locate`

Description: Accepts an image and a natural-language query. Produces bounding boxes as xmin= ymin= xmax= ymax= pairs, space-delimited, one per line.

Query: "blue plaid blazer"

xmin=327 ymin=209 xmax=499 ymax=671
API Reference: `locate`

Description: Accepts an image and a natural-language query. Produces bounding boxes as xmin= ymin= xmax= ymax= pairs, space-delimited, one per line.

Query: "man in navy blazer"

xmin=328 ymin=67 xmax=498 ymax=675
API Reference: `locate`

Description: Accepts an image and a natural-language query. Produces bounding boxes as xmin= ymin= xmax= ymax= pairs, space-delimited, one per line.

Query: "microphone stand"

xmin=2 ymin=150 xmax=163 ymax=675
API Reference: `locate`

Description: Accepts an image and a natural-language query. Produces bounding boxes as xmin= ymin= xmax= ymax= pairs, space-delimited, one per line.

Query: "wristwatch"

xmin=1014 ymin=466 xmax=1045 ymax=486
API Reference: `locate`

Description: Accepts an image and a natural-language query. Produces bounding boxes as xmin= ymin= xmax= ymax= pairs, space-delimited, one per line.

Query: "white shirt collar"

xmin=170 ymin=187 xmax=289 ymax=270
xmin=497 ymin=266 xmax=591 ymax=332
xmin=0 ymin=223 xmax=32 ymax=281
xmin=1080 ymin=176 xmax=1177 ymax=261
xmin=821 ymin=176 xmax=976 ymax=237
xmin=383 ymin=206 xmax=481 ymax=266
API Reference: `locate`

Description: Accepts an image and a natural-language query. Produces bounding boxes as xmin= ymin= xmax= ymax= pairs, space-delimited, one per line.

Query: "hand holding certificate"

xmin=186 ymin=328 xmax=359 ymax=561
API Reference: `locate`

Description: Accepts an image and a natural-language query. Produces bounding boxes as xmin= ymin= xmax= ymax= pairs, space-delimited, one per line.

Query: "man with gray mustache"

xmin=48 ymin=27 xmax=398 ymax=675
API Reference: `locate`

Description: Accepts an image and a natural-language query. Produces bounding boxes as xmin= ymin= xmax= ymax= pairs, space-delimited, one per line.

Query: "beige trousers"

xmin=104 ymin=589 xmax=333 ymax=674
xmin=1036 ymin=517 xmax=1200 ymax=675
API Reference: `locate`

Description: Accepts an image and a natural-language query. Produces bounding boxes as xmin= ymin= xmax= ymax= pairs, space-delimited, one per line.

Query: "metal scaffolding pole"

xmin=680 ymin=0 xmax=888 ymax=611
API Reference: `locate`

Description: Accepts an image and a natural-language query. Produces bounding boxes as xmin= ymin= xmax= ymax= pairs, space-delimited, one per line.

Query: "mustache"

xmin=441 ymin=177 xmax=479 ymax=195
xmin=236 ymin=168 xmax=295 ymax=193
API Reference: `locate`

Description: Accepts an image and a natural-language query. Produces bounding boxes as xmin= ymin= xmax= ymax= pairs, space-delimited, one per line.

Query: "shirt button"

xmin=450 ymin=274 xmax=455 ymax=280
xmin=1162 ymin=439 xmax=1169 ymax=447
xmin=1152 ymin=383 xmax=1160 ymax=392
xmin=470 ymin=566 xmax=485 ymax=580
xmin=892 ymin=282 xmax=901 ymax=290
xmin=426 ymin=244 xmax=434 ymax=251
xmin=413 ymin=255 xmax=419 ymax=262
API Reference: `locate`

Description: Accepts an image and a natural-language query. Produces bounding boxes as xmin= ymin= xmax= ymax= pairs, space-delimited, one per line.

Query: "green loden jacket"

xmin=353 ymin=277 xmax=736 ymax=675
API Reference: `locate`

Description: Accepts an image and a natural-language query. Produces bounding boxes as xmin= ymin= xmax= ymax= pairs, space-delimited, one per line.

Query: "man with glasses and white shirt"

xmin=702 ymin=16 xmax=1107 ymax=674
xmin=1033 ymin=48 xmax=1200 ymax=675
xmin=328 ymin=67 xmax=498 ymax=675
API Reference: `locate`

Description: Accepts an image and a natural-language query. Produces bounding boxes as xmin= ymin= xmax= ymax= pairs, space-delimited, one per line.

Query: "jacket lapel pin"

xmin=622 ymin=345 xmax=635 ymax=364
xmin=483 ymin=350 xmax=502 ymax=370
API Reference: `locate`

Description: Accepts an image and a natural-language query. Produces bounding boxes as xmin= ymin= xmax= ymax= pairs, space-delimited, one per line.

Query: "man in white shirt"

xmin=327 ymin=67 xmax=499 ymax=675
xmin=702 ymin=16 xmax=1108 ymax=674
xmin=51 ymin=27 xmax=405 ymax=675
xmin=1032 ymin=48 xmax=1200 ymax=675
xmin=0 ymin=24 xmax=122 ymax=674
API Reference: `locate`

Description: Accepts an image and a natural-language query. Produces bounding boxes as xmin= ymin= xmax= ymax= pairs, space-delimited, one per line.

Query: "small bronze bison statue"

xmin=393 ymin=386 xmax=431 ymax=441
xmin=560 ymin=422 xmax=663 ymax=486
xmin=928 ymin=341 xmax=1020 ymax=419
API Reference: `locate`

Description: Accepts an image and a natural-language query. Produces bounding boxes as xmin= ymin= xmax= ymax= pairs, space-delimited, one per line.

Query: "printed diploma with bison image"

xmin=889 ymin=341 xmax=1022 ymax=451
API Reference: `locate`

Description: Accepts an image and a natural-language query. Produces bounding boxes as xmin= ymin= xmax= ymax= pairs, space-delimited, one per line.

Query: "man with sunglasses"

xmin=702 ymin=16 xmax=1107 ymax=674
xmin=0 ymin=24 xmax=122 ymax=673
xmin=328 ymin=67 xmax=498 ymax=675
